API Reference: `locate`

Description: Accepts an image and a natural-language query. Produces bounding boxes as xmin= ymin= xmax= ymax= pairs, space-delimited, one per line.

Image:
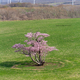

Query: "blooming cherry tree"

xmin=12 ymin=32 xmax=57 ymax=66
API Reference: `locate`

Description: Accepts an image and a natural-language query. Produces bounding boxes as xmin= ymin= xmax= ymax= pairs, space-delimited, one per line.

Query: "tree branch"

xmin=35 ymin=54 xmax=39 ymax=62
xmin=30 ymin=53 xmax=40 ymax=65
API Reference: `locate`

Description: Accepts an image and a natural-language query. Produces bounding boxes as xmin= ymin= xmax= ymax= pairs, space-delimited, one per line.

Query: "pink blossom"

xmin=41 ymin=33 xmax=50 ymax=37
xmin=24 ymin=47 xmax=31 ymax=51
xmin=35 ymin=32 xmax=50 ymax=37
xmin=47 ymin=47 xmax=58 ymax=52
xmin=35 ymin=32 xmax=41 ymax=37
xmin=25 ymin=32 xmax=33 ymax=38
xmin=33 ymin=41 xmax=40 ymax=47
xmin=41 ymin=40 xmax=47 ymax=45
xmin=32 ymin=53 xmax=36 ymax=56
xmin=37 ymin=36 xmax=44 ymax=42
xmin=12 ymin=43 xmax=25 ymax=49
xmin=24 ymin=40 xmax=28 ymax=42
xmin=27 ymin=41 xmax=35 ymax=45
xmin=30 ymin=47 xmax=39 ymax=52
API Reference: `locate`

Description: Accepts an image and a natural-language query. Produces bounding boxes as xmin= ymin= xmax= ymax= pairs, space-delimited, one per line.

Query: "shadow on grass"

xmin=0 ymin=61 xmax=36 ymax=68
xmin=0 ymin=60 xmax=64 ymax=70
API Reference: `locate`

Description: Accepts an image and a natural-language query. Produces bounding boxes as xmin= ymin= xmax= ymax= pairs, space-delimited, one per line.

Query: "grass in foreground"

xmin=0 ymin=18 xmax=80 ymax=80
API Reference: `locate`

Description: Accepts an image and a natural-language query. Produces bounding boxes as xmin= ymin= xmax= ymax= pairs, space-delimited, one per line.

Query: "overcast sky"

xmin=0 ymin=0 xmax=78 ymax=3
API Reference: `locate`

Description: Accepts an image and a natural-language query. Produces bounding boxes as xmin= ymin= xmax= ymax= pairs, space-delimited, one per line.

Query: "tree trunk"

xmin=37 ymin=61 xmax=45 ymax=66
xmin=38 ymin=50 xmax=45 ymax=66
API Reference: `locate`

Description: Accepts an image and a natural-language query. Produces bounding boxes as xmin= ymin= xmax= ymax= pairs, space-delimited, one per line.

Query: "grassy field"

xmin=0 ymin=18 xmax=80 ymax=80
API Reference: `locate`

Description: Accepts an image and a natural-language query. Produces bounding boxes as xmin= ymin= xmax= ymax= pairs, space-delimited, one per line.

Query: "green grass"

xmin=0 ymin=18 xmax=80 ymax=80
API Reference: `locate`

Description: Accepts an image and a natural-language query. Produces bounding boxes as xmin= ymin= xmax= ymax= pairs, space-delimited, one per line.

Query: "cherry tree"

xmin=12 ymin=32 xmax=57 ymax=66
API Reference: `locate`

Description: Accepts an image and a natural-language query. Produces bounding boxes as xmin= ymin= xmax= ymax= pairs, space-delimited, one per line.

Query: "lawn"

xmin=0 ymin=18 xmax=80 ymax=80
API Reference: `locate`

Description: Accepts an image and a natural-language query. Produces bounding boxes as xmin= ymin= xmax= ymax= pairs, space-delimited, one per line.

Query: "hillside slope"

xmin=0 ymin=18 xmax=80 ymax=80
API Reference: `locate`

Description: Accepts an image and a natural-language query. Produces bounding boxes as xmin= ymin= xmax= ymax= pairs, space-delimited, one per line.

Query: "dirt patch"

xmin=11 ymin=61 xmax=64 ymax=70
